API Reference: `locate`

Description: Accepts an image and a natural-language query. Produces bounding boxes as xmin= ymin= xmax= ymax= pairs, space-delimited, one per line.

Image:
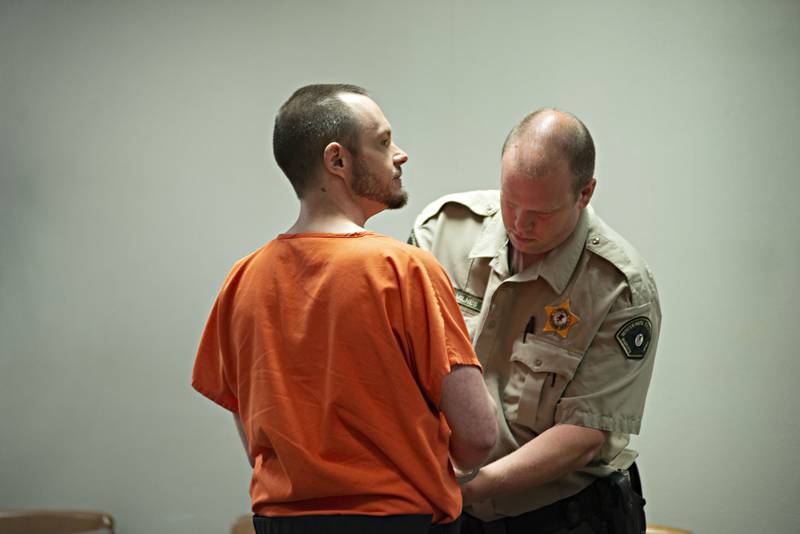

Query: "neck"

xmin=285 ymin=187 xmax=374 ymax=235
xmin=509 ymin=246 xmax=546 ymax=274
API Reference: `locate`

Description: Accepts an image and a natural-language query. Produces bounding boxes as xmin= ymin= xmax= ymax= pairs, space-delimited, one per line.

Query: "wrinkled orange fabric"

xmin=192 ymin=232 xmax=480 ymax=524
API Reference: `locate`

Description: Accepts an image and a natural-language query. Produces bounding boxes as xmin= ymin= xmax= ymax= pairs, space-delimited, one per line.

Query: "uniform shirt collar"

xmin=468 ymin=211 xmax=510 ymax=279
xmin=538 ymin=206 xmax=591 ymax=294
xmin=469 ymin=210 xmax=508 ymax=260
xmin=469 ymin=205 xmax=592 ymax=293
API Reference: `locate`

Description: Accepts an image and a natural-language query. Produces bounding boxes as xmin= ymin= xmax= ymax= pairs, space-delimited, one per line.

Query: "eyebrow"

xmin=503 ymin=198 xmax=563 ymax=214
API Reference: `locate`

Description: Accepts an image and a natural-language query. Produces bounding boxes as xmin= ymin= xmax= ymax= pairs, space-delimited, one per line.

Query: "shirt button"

xmin=590 ymin=237 xmax=601 ymax=245
xmin=534 ymin=359 xmax=543 ymax=367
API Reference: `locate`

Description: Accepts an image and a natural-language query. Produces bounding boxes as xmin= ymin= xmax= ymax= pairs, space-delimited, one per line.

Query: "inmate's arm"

xmin=233 ymin=413 xmax=255 ymax=468
xmin=440 ymin=365 xmax=498 ymax=470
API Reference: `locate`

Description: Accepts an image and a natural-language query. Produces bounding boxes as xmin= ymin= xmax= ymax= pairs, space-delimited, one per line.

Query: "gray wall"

xmin=2 ymin=1 xmax=798 ymax=533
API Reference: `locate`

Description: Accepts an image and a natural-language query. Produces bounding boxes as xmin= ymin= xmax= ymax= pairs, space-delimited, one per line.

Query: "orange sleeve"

xmin=191 ymin=291 xmax=240 ymax=414
xmin=401 ymin=251 xmax=482 ymax=408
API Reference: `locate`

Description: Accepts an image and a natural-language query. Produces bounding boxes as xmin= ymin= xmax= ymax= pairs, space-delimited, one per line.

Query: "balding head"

xmin=501 ymin=108 xmax=595 ymax=197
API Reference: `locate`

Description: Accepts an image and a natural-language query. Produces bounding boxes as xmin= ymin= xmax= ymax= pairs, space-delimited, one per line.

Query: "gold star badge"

xmin=543 ymin=299 xmax=580 ymax=338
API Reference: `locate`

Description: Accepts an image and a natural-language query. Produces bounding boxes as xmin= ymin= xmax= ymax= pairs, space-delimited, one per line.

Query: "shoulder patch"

xmin=615 ymin=317 xmax=652 ymax=359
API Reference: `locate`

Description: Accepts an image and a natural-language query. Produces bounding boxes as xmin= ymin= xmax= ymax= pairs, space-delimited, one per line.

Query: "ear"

xmin=576 ymin=178 xmax=596 ymax=209
xmin=322 ymin=142 xmax=348 ymax=179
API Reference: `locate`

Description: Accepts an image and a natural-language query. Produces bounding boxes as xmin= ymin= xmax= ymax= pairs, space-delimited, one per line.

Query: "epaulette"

xmin=585 ymin=213 xmax=658 ymax=304
xmin=414 ymin=190 xmax=500 ymax=227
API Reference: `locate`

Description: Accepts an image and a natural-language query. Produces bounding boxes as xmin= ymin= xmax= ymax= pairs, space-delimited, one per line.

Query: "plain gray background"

xmin=2 ymin=1 xmax=799 ymax=533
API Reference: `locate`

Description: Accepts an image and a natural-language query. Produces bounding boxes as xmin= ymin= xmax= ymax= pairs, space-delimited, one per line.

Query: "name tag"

xmin=455 ymin=288 xmax=483 ymax=313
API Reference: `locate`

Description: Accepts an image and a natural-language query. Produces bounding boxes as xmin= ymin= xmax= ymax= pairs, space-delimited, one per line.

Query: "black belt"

xmin=253 ymin=513 xmax=460 ymax=534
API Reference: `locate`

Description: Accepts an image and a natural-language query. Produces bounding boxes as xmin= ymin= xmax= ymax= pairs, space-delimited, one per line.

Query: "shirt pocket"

xmin=502 ymin=336 xmax=583 ymax=435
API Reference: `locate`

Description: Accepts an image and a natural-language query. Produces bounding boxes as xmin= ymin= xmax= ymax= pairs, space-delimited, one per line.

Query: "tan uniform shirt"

xmin=410 ymin=191 xmax=661 ymax=521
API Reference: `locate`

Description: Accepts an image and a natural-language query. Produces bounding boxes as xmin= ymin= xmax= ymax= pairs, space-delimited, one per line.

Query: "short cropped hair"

xmin=273 ymin=84 xmax=368 ymax=197
xmin=502 ymin=108 xmax=596 ymax=196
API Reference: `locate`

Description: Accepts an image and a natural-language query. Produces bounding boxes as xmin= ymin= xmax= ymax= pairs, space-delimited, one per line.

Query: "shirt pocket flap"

xmin=509 ymin=336 xmax=583 ymax=381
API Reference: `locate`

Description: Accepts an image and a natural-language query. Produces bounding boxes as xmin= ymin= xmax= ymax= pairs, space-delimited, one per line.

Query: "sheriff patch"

xmin=455 ymin=289 xmax=483 ymax=313
xmin=543 ymin=299 xmax=580 ymax=338
xmin=615 ymin=317 xmax=652 ymax=359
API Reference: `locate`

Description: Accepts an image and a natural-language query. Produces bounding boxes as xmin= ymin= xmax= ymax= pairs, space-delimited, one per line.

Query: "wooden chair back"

xmin=647 ymin=525 xmax=693 ymax=534
xmin=231 ymin=514 xmax=255 ymax=534
xmin=0 ymin=509 xmax=115 ymax=534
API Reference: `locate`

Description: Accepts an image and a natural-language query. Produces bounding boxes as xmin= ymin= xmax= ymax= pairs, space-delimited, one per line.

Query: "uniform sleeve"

xmin=407 ymin=194 xmax=452 ymax=251
xmin=400 ymin=252 xmax=482 ymax=408
xmin=554 ymin=296 xmax=660 ymax=435
xmin=191 ymin=293 xmax=240 ymax=414
xmin=408 ymin=216 xmax=436 ymax=251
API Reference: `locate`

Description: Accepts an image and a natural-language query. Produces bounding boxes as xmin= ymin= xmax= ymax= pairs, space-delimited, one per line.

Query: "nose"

xmin=393 ymin=146 xmax=409 ymax=166
xmin=515 ymin=209 xmax=534 ymax=232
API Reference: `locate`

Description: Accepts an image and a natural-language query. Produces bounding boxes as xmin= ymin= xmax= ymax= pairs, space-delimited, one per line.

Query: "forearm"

xmin=233 ymin=413 xmax=255 ymax=468
xmin=462 ymin=423 xmax=605 ymax=504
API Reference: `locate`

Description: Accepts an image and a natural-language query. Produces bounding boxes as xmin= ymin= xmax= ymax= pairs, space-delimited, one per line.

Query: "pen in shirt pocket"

xmin=522 ymin=316 xmax=535 ymax=342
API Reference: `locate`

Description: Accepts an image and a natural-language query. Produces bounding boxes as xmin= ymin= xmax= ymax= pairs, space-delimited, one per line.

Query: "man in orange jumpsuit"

xmin=192 ymin=84 xmax=498 ymax=534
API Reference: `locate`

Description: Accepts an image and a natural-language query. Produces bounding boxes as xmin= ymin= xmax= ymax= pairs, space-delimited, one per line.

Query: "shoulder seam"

xmin=415 ymin=190 xmax=500 ymax=227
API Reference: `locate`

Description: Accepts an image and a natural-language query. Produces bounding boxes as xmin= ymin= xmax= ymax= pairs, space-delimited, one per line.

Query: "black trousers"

xmin=253 ymin=514 xmax=461 ymax=534
xmin=459 ymin=466 xmax=646 ymax=534
xmin=460 ymin=512 xmax=597 ymax=534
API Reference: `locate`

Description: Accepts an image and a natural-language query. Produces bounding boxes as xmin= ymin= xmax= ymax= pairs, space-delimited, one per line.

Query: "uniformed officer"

xmin=410 ymin=108 xmax=660 ymax=533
